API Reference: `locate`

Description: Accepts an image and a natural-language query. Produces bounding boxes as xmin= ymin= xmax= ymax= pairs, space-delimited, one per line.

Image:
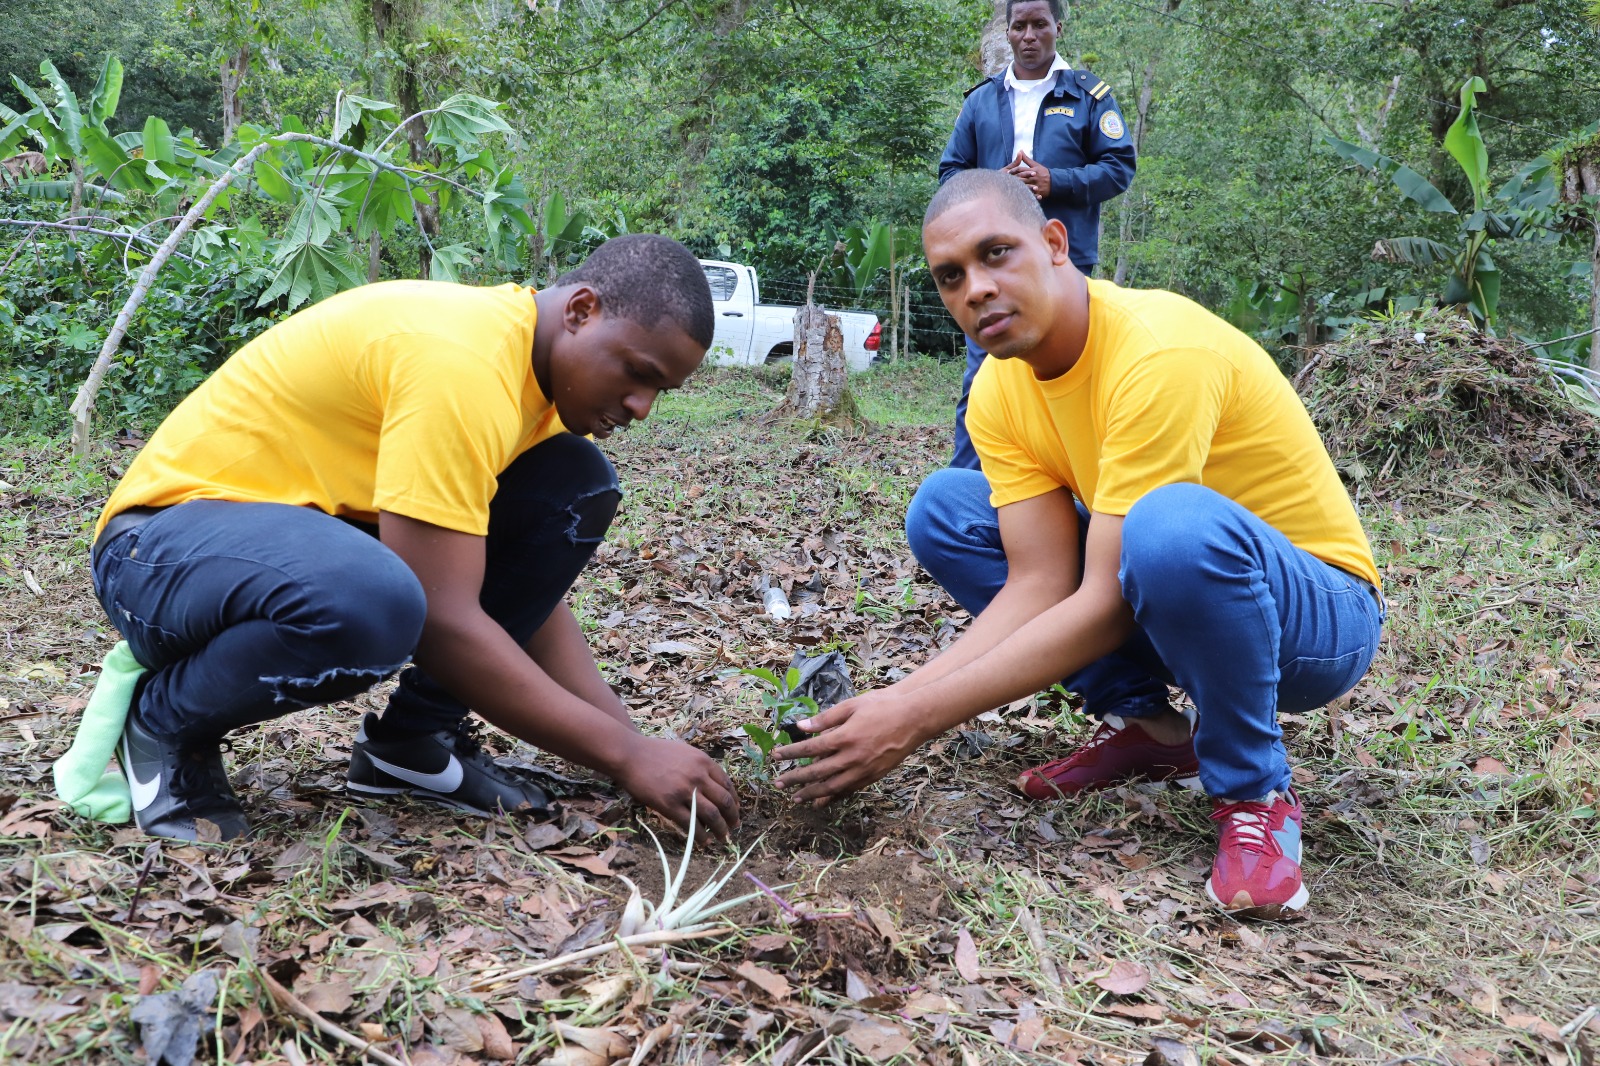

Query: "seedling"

xmin=739 ymin=665 xmax=819 ymax=778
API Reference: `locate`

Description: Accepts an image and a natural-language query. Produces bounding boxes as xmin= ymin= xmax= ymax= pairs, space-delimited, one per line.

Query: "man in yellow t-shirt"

xmin=771 ymin=171 xmax=1383 ymax=919
xmin=88 ymin=235 xmax=740 ymax=843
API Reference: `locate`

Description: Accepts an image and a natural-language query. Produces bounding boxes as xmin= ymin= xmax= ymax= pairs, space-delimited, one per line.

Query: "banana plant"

xmin=1325 ymin=76 xmax=1549 ymax=329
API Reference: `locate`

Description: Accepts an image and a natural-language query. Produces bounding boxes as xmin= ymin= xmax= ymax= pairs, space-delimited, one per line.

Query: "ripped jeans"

xmin=90 ymin=434 xmax=621 ymax=743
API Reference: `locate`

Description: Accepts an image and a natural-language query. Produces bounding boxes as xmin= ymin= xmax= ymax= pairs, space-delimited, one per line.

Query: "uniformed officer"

xmin=939 ymin=0 xmax=1137 ymax=469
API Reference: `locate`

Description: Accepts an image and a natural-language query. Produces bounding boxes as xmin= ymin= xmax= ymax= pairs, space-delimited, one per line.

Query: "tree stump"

xmin=770 ymin=274 xmax=858 ymax=424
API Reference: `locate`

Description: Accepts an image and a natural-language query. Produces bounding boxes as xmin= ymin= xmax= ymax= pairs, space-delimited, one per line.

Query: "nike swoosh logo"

xmin=123 ymin=736 xmax=161 ymax=812
xmin=367 ymin=753 xmax=464 ymax=793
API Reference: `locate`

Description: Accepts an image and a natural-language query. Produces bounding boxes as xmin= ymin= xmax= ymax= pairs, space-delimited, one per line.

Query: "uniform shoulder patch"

xmin=1099 ymin=111 xmax=1126 ymax=139
xmin=1089 ymin=80 xmax=1110 ymax=100
xmin=963 ymin=78 xmax=990 ymax=98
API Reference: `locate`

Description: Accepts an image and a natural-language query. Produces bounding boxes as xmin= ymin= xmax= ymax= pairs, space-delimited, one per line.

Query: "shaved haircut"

xmin=925 ymin=169 xmax=1049 ymax=231
xmin=560 ymin=234 xmax=715 ymax=349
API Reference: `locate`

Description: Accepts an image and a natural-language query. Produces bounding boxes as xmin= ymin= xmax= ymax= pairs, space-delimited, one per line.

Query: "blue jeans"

xmin=91 ymin=434 xmax=621 ymax=743
xmin=905 ymin=472 xmax=1384 ymax=799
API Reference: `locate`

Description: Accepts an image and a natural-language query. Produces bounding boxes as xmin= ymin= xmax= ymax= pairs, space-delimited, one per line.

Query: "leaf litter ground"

xmin=1 ymin=348 xmax=1597 ymax=1065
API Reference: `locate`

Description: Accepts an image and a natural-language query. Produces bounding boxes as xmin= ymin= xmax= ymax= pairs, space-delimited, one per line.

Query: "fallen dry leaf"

xmin=476 ymin=1012 xmax=515 ymax=1060
xmin=1092 ymin=959 xmax=1151 ymax=996
xmin=844 ymin=1017 xmax=914 ymax=1059
xmin=298 ymin=978 xmax=355 ymax=1016
xmin=1144 ymin=1036 xmax=1202 ymax=1066
xmin=734 ymin=961 xmax=791 ymax=1002
xmin=954 ymin=928 xmax=981 ymax=983
xmin=552 ymin=1022 xmax=631 ymax=1058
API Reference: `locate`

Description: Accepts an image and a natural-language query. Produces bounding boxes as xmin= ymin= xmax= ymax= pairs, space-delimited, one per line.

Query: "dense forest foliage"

xmin=2 ymin=0 xmax=1598 ymax=434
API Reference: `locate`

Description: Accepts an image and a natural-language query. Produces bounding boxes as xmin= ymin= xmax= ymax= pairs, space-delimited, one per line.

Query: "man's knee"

xmin=308 ymin=549 xmax=427 ymax=666
xmin=906 ymin=468 xmax=989 ymax=565
xmin=495 ymin=435 xmax=621 ymax=542
xmin=1120 ymin=483 xmax=1228 ymax=590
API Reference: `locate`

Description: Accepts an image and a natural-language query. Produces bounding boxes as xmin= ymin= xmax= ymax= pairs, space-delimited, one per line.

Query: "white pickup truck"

xmin=699 ymin=260 xmax=881 ymax=372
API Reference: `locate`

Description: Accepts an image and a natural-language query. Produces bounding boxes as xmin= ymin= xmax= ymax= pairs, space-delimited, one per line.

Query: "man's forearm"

xmin=901 ymin=591 xmax=1135 ymax=739
xmin=524 ymin=601 xmax=636 ymax=729
xmin=417 ymin=610 xmax=638 ymax=776
xmin=891 ymin=579 xmax=1067 ymax=697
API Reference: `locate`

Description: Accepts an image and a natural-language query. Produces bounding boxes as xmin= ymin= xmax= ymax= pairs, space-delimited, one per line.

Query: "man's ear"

xmin=562 ymin=285 xmax=601 ymax=333
xmin=1042 ymin=218 xmax=1072 ymax=265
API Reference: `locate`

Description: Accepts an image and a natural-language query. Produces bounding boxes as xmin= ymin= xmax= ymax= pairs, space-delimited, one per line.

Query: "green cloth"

xmin=52 ymin=640 xmax=146 ymax=823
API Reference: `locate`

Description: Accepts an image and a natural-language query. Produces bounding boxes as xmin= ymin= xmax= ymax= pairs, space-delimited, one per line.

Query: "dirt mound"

xmin=1297 ymin=309 xmax=1600 ymax=504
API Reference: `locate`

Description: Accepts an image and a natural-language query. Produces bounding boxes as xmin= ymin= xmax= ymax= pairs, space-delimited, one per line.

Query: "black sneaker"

xmin=346 ymin=713 xmax=552 ymax=817
xmin=118 ymin=709 xmax=249 ymax=842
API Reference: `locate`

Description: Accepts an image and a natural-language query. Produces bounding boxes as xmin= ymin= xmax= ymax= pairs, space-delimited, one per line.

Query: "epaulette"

xmin=1075 ymin=70 xmax=1112 ymax=101
xmin=963 ymin=77 xmax=991 ymax=98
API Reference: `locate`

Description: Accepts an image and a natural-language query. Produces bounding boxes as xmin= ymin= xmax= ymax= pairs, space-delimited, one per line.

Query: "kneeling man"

xmin=77 ymin=235 xmax=739 ymax=843
xmin=773 ymin=170 xmax=1382 ymax=918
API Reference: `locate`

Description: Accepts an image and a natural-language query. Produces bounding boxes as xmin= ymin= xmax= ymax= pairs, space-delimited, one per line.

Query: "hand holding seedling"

xmin=616 ymin=736 xmax=741 ymax=841
xmin=770 ymin=690 xmax=924 ymax=806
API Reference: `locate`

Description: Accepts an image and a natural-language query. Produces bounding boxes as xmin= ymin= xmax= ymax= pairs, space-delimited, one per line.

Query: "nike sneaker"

xmin=1205 ymin=789 xmax=1309 ymax=919
xmin=346 ymin=713 xmax=552 ymax=817
xmin=117 ymin=707 xmax=250 ymax=842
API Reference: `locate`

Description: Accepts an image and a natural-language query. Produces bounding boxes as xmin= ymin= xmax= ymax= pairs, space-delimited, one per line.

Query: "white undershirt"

xmin=1005 ymin=54 xmax=1071 ymax=160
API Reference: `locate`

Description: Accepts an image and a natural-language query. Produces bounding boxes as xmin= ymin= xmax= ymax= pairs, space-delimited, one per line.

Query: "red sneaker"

xmin=1205 ymin=790 xmax=1309 ymax=919
xmin=1015 ymin=714 xmax=1199 ymax=801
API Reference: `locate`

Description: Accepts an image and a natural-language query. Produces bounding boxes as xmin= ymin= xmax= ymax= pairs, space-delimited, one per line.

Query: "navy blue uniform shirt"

xmin=939 ymin=66 xmax=1136 ymax=269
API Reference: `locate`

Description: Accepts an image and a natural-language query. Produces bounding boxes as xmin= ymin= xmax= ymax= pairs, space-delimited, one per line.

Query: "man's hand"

xmin=769 ymin=692 xmax=925 ymax=806
xmin=614 ymin=735 xmax=741 ymax=841
xmin=1005 ymin=150 xmax=1051 ymax=200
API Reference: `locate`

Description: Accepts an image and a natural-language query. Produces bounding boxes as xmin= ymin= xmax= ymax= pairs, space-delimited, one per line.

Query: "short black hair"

xmin=560 ymin=234 xmax=714 ymax=349
xmin=1006 ymin=0 xmax=1063 ymax=22
xmin=925 ymin=168 xmax=1048 ymax=231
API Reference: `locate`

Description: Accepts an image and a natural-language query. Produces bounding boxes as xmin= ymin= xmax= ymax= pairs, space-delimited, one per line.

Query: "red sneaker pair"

xmin=1016 ymin=717 xmax=1308 ymax=918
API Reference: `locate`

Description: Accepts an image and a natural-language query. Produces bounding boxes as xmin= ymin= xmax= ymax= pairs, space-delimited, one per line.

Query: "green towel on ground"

xmin=52 ymin=640 xmax=146 ymax=823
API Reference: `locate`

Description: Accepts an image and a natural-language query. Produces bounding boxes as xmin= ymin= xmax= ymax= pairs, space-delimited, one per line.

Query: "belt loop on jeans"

xmin=92 ymin=505 xmax=166 ymax=564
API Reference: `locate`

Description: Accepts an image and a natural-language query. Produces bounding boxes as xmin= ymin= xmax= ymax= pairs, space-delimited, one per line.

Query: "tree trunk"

xmin=67 ymin=158 xmax=84 ymax=239
xmin=371 ymin=0 xmax=439 ymax=278
xmin=980 ymin=0 xmax=1010 ymax=75
xmin=1561 ymin=150 xmax=1600 ymax=371
xmin=1112 ymin=0 xmax=1176 ymax=285
xmin=774 ymin=275 xmax=850 ymax=420
xmin=1113 ymin=54 xmax=1159 ymax=285
xmin=902 ymin=282 xmax=912 ymax=360
xmin=887 ymin=227 xmax=898 ymax=361
xmin=220 ymin=46 xmax=249 ymax=144
xmin=1589 ymin=219 xmax=1600 ymax=373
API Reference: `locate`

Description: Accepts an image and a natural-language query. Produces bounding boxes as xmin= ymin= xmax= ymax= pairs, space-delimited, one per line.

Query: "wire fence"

xmin=756 ymin=274 xmax=967 ymax=361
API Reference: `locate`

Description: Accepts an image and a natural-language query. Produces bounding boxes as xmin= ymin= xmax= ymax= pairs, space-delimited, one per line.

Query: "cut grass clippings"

xmin=1 ymin=344 xmax=1597 ymax=1065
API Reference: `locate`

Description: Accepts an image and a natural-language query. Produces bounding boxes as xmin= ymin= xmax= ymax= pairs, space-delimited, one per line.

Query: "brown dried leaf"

xmin=1144 ymin=1036 xmax=1202 ymax=1066
xmin=953 ymin=928 xmax=980 ymax=983
xmin=843 ymin=1018 xmax=914 ymax=1059
xmin=476 ymin=1012 xmax=515 ymax=1061
xmin=552 ymin=1023 xmax=630 ymax=1058
xmin=299 ymin=979 xmax=356 ymax=1016
xmin=1092 ymin=959 xmax=1151 ymax=996
xmin=734 ymin=961 xmax=791 ymax=1002
xmin=431 ymin=1008 xmax=484 ymax=1053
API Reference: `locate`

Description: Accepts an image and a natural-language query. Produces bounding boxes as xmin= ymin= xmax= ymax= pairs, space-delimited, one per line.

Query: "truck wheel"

xmin=764 ymin=343 xmax=793 ymax=366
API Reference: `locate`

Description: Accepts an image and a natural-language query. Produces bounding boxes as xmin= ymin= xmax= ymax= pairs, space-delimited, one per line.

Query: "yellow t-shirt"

xmin=968 ymin=279 xmax=1379 ymax=587
xmin=97 ymin=280 xmax=567 ymax=538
